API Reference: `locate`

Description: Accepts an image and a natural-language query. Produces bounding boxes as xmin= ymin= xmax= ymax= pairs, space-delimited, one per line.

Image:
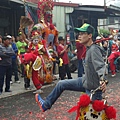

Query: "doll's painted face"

xmin=79 ymin=104 xmax=107 ymax=120
xmin=32 ymin=39 xmax=39 ymax=45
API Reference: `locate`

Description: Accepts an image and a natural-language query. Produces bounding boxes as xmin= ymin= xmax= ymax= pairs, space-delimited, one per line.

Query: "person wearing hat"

xmin=18 ymin=30 xmax=48 ymax=93
xmin=0 ymin=36 xmax=15 ymax=95
xmin=57 ymin=36 xmax=72 ymax=80
xmin=16 ymin=32 xmax=28 ymax=77
xmin=9 ymin=35 xmax=20 ymax=84
xmin=16 ymin=32 xmax=31 ymax=90
xmin=35 ymin=23 xmax=107 ymax=112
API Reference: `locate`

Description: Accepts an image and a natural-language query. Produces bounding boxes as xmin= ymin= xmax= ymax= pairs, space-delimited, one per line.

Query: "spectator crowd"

xmin=0 ymin=28 xmax=120 ymax=96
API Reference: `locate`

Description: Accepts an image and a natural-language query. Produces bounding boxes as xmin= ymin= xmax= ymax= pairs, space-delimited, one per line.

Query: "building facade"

xmin=98 ymin=17 xmax=120 ymax=30
xmin=1 ymin=0 xmax=120 ymax=40
xmin=0 ymin=0 xmax=37 ymax=36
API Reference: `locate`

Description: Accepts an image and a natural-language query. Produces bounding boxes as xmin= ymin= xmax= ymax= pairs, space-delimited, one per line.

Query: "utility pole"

xmin=104 ymin=0 xmax=106 ymax=10
xmin=104 ymin=0 xmax=106 ymax=6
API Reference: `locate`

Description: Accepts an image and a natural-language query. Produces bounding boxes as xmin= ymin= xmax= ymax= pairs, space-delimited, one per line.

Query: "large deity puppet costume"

xmin=18 ymin=0 xmax=59 ymax=93
xmin=32 ymin=0 xmax=59 ymax=80
xmin=35 ymin=0 xmax=59 ymax=49
xmin=19 ymin=30 xmax=54 ymax=93
xmin=19 ymin=30 xmax=53 ymax=92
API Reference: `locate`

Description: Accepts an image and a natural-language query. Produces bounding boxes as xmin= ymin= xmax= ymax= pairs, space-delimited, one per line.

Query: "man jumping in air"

xmin=35 ymin=23 xmax=107 ymax=112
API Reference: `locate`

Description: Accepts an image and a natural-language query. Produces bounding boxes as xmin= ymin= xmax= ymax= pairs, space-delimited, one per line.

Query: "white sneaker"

xmin=10 ymin=81 xmax=13 ymax=84
xmin=33 ymin=89 xmax=43 ymax=94
xmin=25 ymin=87 xmax=31 ymax=90
xmin=111 ymin=74 xmax=116 ymax=77
xmin=15 ymin=80 xmax=21 ymax=84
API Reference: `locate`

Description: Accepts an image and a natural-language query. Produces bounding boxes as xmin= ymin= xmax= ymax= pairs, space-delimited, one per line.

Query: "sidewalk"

xmin=0 ymin=73 xmax=77 ymax=99
xmin=0 ymin=74 xmax=59 ymax=99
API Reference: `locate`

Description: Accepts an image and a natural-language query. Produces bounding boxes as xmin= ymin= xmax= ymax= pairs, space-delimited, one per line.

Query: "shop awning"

xmin=9 ymin=0 xmax=23 ymax=4
xmin=74 ymin=5 xmax=120 ymax=19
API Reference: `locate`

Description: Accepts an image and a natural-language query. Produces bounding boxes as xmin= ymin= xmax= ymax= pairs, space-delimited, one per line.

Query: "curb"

xmin=0 ymin=80 xmax=58 ymax=99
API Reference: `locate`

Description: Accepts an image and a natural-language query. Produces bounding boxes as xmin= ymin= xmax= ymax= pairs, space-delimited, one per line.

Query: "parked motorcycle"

xmin=69 ymin=55 xmax=78 ymax=73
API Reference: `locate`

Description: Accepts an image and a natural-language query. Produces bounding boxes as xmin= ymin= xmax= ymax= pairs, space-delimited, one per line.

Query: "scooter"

xmin=69 ymin=55 xmax=78 ymax=73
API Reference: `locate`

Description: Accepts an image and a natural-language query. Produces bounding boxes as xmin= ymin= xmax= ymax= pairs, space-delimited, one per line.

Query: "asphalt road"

xmin=0 ymin=72 xmax=120 ymax=120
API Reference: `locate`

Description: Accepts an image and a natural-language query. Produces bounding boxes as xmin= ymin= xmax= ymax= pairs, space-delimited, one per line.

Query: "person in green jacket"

xmin=16 ymin=33 xmax=30 ymax=90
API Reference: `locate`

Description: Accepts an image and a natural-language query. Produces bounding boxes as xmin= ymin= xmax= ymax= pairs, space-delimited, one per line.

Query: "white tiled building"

xmin=98 ymin=17 xmax=120 ymax=30
xmin=98 ymin=0 xmax=120 ymax=30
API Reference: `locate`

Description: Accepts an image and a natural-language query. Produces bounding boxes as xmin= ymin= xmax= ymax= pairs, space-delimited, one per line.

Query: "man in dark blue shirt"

xmin=9 ymin=35 xmax=20 ymax=84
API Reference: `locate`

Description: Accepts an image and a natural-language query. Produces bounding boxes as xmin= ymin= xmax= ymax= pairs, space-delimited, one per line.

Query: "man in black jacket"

xmin=0 ymin=36 xmax=15 ymax=95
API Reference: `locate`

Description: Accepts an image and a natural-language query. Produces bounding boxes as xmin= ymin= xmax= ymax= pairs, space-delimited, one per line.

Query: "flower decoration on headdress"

xmin=31 ymin=31 xmax=40 ymax=40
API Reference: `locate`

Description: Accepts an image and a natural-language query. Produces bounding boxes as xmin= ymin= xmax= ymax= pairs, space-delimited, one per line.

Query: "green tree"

xmin=98 ymin=29 xmax=110 ymax=37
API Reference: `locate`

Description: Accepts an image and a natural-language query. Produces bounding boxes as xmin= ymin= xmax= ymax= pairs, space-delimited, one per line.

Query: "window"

xmin=108 ymin=17 xmax=115 ymax=24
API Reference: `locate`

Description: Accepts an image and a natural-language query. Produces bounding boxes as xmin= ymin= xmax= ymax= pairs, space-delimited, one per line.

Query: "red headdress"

xmin=31 ymin=30 xmax=40 ymax=40
xmin=37 ymin=0 xmax=54 ymax=24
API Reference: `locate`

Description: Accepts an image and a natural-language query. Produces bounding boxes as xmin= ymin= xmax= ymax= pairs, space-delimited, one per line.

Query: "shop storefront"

xmin=0 ymin=0 xmax=24 ymax=36
xmin=0 ymin=0 xmax=37 ymax=37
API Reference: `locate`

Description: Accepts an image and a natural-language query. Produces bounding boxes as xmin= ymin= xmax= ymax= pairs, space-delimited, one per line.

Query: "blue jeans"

xmin=44 ymin=77 xmax=102 ymax=109
xmin=86 ymin=89 xmax=102 ymax=101
xmin=78 ymin=59 xmax=84 ymax=77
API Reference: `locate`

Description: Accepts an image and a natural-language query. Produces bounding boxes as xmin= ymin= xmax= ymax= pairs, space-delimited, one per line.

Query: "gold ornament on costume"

xmin=33 ymin=56 xmax=42 ymax=71
xmin=43 ymin=57 xmax=53 ymax=83
xmin=26 ymin=62 xmax=32 ymax=79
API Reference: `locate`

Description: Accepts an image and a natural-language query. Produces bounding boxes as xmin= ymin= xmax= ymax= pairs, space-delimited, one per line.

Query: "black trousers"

xmin=12 ymin=59 xmax=19 ymax=81
xmin=59 ymin=64 xmax=72 ymax=80
xmin=24 ymin=75 xmax=30 ymax=88
xmin=0 ymin=65 xmax=12 ymax=92
xmin=53 ymin=61 xmax=56 ymax=74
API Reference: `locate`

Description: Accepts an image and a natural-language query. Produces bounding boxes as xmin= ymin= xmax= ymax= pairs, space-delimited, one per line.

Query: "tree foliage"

xmin=98 ymin=29 xmax=110 ymax=37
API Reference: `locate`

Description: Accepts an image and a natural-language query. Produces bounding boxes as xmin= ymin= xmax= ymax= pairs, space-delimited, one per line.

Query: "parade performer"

xmin=17 ymin=16 xmax=33 ymax=90
xmin=108 ymin=30 xmax=120 ymax=77
xmin=19 ymin=28 xmax=54 ymax=93
xmin=18 ymin=0 xmax=58 ymax=93
xmin=34 ymin=0 xmax=59 ymax=80
xmin=35 ymin=23 xmax=108 ymax=113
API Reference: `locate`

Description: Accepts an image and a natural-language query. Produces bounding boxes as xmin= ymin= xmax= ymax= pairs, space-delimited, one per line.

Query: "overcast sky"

xmin=58 ymin=0 xmax=119 ymax=6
